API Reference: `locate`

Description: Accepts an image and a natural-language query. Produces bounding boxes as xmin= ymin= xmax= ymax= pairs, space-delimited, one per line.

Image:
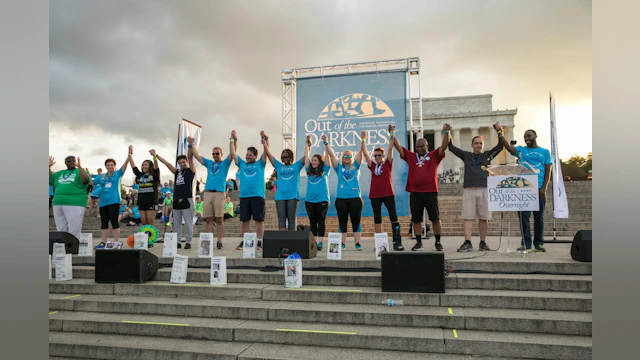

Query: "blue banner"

xmin=295 ymin=71 xmax=408 ymax=217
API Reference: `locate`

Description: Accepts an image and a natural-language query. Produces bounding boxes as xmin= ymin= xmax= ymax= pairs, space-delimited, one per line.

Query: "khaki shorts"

xmin=462 ymin=187 xmax=492 ymax=221
xmin=203 ymin=191 xmax=225 ymax=218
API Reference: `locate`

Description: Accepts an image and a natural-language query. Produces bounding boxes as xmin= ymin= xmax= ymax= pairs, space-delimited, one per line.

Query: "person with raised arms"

xmin=230 ymin=130 xmax=268 ymax=250
xmin=360 ymin=127 xmax=404 ymax=251
xmin=302 ymin=135 xmax=332 ymax=250
xmin=260 ymin=130 xmax=305 ymax=231
xmin=191 ymin=136 xmax=236 ymax=250
xmin=324 ymin=133 xmax=364 ymax=251
xmin=128 ymin=149 xmax=160 ymax=228
xmin=94 ymin=146 xmax=131 ymax=248
xmin=49 ymin=155 xmax=90 ymax=241
xmin=154 ymin=139 xmax=197 ymax=249
xmin=391 ymin=124 xmax=450 ymax=251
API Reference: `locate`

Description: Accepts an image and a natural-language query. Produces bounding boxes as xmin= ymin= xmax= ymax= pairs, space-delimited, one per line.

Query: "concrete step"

xmin=49 ymin=311 xmax=591 ymax=359
xmin=49 ymin=293 xmax=592 ymax=336
xmin=69 ymin=266 xmax=592 ymax=292
xmin=48 ymin=279 xmax=591 ymax=312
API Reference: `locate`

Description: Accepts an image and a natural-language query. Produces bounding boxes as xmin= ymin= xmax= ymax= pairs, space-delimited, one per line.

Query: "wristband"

xmin=230 ymin=138 xmax=235 ymax=142
xmin=323 ymin=141 xmax=329 ymax=146
xmin=307 ymin=143 xmax=312 ymax=148
xmin=188 ymin=144 xmax=193 ymax=148
xmin=498 ymin=133 xmax=504 ymax=138
xmin=444 ymin=130 xmax=450 ymax=134
xmin=497 ymin=129 xmax=503 ymax=134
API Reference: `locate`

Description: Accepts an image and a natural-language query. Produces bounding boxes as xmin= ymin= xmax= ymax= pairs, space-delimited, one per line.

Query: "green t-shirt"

xmin=164 ymin=196 xmax=173 ymax=206
xmin=224 ymin=201 xmax=234 ymax=216
xmin=50 ymin=168 xmax=89 ymax=207
xmin=194 ymin=201 xmax=203 ymax=214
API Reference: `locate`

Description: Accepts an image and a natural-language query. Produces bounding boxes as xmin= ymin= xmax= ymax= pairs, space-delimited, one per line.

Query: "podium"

xmin=483 ymin=164 xmax=538 ymax=254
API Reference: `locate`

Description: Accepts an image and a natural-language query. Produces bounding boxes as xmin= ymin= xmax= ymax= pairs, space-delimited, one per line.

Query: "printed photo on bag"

xmin=199 ymin=240 xmax=211 ymax=256
xmin=374 ymin=233 xmax=390 ymax=261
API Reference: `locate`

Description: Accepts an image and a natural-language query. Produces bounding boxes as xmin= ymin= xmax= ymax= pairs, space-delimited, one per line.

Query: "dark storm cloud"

xmin=49 ymin=0 xmax=591 ymax=153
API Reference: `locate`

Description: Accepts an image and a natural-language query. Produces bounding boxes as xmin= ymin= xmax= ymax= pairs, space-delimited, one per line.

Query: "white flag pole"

xmin=549 ymin=92 xmax=571 ymax=242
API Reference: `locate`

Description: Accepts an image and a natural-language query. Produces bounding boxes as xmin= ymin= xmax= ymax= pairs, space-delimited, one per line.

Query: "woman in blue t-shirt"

xmin=303 ymin=135 xmax=331 ymax=251
xmin=323 ymin=134 xmax=364 ymax=251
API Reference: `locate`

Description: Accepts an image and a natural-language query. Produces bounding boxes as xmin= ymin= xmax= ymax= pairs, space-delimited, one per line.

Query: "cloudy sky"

xmin=49 ymin=0 xmax=591 ymax=184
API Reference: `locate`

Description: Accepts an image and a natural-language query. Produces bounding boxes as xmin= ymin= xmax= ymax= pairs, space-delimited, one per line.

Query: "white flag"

xmin=177 ymin=118 xmax=202 ymax=160
xmin=550 ymin=92 xmax=569 ymax=218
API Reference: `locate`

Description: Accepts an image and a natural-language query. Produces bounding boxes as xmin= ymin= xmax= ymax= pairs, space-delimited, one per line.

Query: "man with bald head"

xmin=391 ymin=124 xmax=451 ymax=251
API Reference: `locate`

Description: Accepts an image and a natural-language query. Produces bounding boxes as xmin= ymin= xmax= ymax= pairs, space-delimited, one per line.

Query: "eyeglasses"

xmin=343 ymin=155 xmax=352 ymax=159
xmin=373 ymin=154 xmax=384 ymax=157
xmin=281 ymin=156 xmax=290 ymax=160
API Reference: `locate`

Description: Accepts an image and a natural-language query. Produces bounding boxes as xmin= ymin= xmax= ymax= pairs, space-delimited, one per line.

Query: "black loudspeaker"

xmin=381 ymin=252 xmax=445 ymax=293
xmin=95 ymin=249 xmax=158 ymax=283
xmin=263 ymin=230 xmax=317 ymax=259
xmin=571 ymin=230 xmax=592 ymax=262
xmin=49 ymin=231 xmax=79 ymax=255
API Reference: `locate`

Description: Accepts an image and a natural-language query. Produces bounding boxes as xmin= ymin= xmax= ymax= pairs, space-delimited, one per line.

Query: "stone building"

xmin=407 ymin=94 xmax=517 ymax=177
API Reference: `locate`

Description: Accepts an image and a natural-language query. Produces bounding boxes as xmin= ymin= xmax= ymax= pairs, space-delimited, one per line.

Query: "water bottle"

xmin=382 ymin=299 xmax=403 ymax=307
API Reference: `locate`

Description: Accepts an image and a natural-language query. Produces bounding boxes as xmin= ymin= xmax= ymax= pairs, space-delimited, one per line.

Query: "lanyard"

xmin=61 ymin=169 xmax=74 ymax=180
xmin=416 ymin=153 xmax=430 ymax=167
xmin=374 ymin=162 xmax=383 ymax=176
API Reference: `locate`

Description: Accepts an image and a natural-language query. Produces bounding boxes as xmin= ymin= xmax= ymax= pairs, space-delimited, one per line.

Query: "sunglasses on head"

xmin=343 ymin=155 xmax=352 ymax=159
xmin=373 ymin=154 xmax=384 ymax=157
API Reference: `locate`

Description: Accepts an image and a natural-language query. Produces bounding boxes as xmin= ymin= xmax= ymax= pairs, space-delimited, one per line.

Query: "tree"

xmin=560 ymin=153 xmax=591 ymax=180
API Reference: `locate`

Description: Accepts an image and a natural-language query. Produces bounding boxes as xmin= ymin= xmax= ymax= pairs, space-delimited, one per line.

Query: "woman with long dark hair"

xmin=303 ymin=135 xmax=331 ymax=250
xmin=128 ymin=147 xmax=160 ymax=228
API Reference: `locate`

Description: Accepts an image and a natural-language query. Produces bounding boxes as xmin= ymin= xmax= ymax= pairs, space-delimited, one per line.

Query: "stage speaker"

xmin=49 ymin=231 xmax=79 ymax=255
xmin=263 ymin=230 xmax=317 ymax=259
xmin=381 ymin=252 xmax=445 ymax=293
xmin=571 ymin=230 xmax=592 ymax=262
xmin=95 ymin=249 xmax=158 ymax=283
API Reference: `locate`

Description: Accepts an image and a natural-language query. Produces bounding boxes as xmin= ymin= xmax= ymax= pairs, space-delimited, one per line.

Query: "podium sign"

xmin=487 ymin=175 xmax=539 ymax=212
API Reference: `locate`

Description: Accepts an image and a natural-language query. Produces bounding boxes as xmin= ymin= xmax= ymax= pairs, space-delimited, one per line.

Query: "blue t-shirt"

xmin=94 ymin=168 xmax=124 ymax=207
xmin=119 ymin=205 xmax=127 ymax=215
xmin=203 ymin=156 xmax=232 ymax=192
xmin=160 ymin=186 xmax=172 ymax=198
xmin=49 ymin=186 xmax=54 ymax=197
xmin=90 ymin=185 xmax=102 ymax=197
xmin=274 ymin=158 xmax=304 ymax=201
xmin=516 ymin=146 xmax=552 ymax=189
xmin=132 ymin=206 xmax=141 ymax=219
xmin=132 ymin=183 xmax=139 ymax=190
xmin=335 ymin=161 xmax=362 ymax=199
xmin=237 ymin=157 xmax=267 ymax=199
xmin=305 ymin=164 xmax=332 ymax=203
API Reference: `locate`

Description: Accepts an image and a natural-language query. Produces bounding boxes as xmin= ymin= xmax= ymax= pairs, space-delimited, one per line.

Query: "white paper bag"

xmin=105 ymin=241 xmax=115 ymax=250
xmin=210 ymin=256 xmax=227 ymax=286
xmin=327 ymin=233 xmax=342 ymax=260
xmin=374 ymin=233 xmax=390 ymax=261
xmin=51 ymin=243 xmax=66 ymax=269
xmin=170 ymin=254 xmax=188 ymax=284
xmin=134 ymin=233 xmax=149 ymax=250
xmin=55 ymin=254 xmax=73 ymax=281
xmin=79 ymin=233 xmax=93 ymax=256
xmin=49 ymin=255 xmax=52 ymax=280
xmin=199 ymin=233 xmax=213 ymax=258
xmin=243 ymin=233 xmax=257 ymax=259
xmin=163 ymin=233 xmax=178 ymax=257
xmin=284 ymin=258 xmax=302 ymax=288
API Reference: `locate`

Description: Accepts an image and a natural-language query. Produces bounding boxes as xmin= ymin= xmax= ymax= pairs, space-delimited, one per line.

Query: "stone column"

xmin=471 ymin=127 xmax=479 ymax=140
xmin=452 ymin=129 xmax=462 ymax=174
xmin=434 ymin=130 xmax=443 ymax=173
xmin=490 ymin=126 xmax=498 ymax=148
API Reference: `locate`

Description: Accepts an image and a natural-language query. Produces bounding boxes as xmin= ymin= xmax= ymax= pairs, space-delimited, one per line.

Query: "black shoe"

xmin=393 ymin=241 xmax=405 ymax=251
xmin=434 ymin=242 xmax=443 ymax=251
xmin=236 ymin=241 xmax=244 ymax=250
xmin=184 ymin=243 xmax=191 ymax=250
xmin=216 ymin=241 xmax=223 ymax=249
xmin=457 ymin=241 xmax=473 ymax=252
xmin=177 ymin=243 xmax=182 ymax=249
xmin=411 ymin=242 xmax=424 ymax=251
xmin=148 ymin=243 xmax=154 ymax=248
xmin=479 ymin=241 xmax=491 ymax=251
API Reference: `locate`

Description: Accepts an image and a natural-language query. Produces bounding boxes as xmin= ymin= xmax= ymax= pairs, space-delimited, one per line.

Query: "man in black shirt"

xmin=154 ymin=143 xmax=197 ymax=250
xmin=448 ymin=123 xmax=504 ymax=252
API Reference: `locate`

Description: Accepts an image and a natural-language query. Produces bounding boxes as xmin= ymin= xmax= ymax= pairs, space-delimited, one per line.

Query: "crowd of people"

xmin=49 ymin=121 xmax=552 ymax=253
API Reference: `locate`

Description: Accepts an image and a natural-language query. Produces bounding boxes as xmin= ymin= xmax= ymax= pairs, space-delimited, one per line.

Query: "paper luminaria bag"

xmin=163 ymin=233 xmax=178 ymax=257
xmin=284 ymin=254 xmax=302 ymax=288
xmin=49 ymin=255 xmax=52 ymax=280
xmin=170 ymin=254 xmax=188 ymax=284
xmin=51 ymin=242 xmax=66 ymax=269
xmin=55 ymin=254 xmax=73 ymax=282
xmin=243 ymin=233 xmax=257 ymax=259
xmin=374 ymin=233 xmax=390 ymax=261
xmin=79 ymin=233 xmax=93 ymax=256
xmin=199 ymin=233 xmax=213 ymax=258
xmin=134 ymin=233 xmax=149 ymax=250
xmin=210 ymin=256 xmax=227 ymax=286
xmin=327 ymin=233 xmax=342 ymax=260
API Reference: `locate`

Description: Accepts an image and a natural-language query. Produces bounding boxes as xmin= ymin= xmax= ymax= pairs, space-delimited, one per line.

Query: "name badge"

xmin=105 ymin=182 xmax=112 ymax=189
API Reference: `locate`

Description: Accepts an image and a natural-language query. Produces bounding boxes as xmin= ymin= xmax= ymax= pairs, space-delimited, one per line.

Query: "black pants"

xmin=370 ymin=196 xmax=398 ymax=224
xmin=100 ymin=204 xmax=120 ymax=230
xmin=305 ymin=201 xmax=329 ymax=237
xmin=335 ymin=197 xmax=363 ymax=233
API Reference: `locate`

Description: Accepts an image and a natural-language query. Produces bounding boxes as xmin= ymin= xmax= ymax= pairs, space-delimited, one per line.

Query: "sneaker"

xmin=317 ymin=242 xmax=323 ymax=251
xmin=236 ymin=241 xmax=244 ymax=250
xmin=184 ymin=243 xmax=191 ymax=250
xmin=148 ymin=243 xmax=154 ymax=248
xmin=257 ymin=240 xmax=262 ymax=250
xmin=434 ymin=242 xmax=443 ymax=251
xmin=95 ymin=242 xmax=105 ymax=249
xmin=457 ymin=241 xmax=473 ymax=252
xmin=216 ymin=241 xmax=223 ymax=250
xmin=393 ymin=241 xmax=405 ymax=251
xmin=478 ymin=241 xmax=491 ymax=251
xmin=355 ymin=243 xmax=362 ymax=251
xmin=534 ymin=245 xmax=546 ymax=253
xmin=177 ymin=243 xmax=182 ymax=249
xmin=341 ymin=243 xmax=345 ymax=250
xmin=411 ymin=242 xmax=424 ymax=251
xmin=517 ymin=246 xmax=531 ymax=252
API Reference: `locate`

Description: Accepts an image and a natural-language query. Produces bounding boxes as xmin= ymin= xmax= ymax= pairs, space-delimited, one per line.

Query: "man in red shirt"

xmin=360 ymin=127 xmax=403 ymax=250
xmin=391 ymin=123 xmax=451 ymax=251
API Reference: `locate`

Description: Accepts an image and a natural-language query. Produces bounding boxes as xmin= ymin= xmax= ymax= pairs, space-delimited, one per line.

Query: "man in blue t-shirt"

xmin=191 ymin=137 xmax=234 ymax=249
xmin=500 ymin=125 xmax=552 ymax=252
xmin=230 ymin=130 xmax=267 ymax=250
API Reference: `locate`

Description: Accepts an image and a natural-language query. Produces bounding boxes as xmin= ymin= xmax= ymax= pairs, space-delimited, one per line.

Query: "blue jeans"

xmin=519 ymin=195 xmax=546 ymax=249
